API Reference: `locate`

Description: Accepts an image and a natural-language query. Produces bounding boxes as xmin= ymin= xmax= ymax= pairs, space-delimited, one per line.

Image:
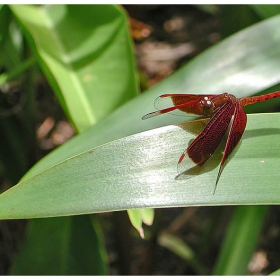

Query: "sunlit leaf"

xmin=0 ymin=113 xmax=280 ymax=219
xmin=10 ymin=4 xmax=138 ymax=132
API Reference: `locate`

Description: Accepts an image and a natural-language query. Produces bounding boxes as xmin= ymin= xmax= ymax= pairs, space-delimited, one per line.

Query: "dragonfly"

xmin=142 ymin=91 xmax=280 ymax=193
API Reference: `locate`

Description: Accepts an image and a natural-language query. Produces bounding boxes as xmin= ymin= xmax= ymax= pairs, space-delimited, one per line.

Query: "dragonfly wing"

xmin=142 ymin=94 xmax=216 ymax=119
xmin=214 ymin=103 xmax=247 ymax=192
xmin=178 ymin=100 xmax=235 ymax=171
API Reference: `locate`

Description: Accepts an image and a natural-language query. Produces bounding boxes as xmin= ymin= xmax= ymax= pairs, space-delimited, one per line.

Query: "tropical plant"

xmin=1 ymin=4 xmax=280 ymax=275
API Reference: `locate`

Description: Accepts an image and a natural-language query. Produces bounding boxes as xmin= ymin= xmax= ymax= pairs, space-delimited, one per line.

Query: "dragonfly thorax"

xmin=210 ymin=93 xmax=237 ymax=115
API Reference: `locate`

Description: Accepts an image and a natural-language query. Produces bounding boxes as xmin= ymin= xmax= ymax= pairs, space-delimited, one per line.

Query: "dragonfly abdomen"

xmin=239 ymin=90 xmax=280 ymax=107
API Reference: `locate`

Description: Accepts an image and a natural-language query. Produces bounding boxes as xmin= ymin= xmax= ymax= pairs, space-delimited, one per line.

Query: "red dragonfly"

xmin=142 ymin=91 xmax=280 ymax=193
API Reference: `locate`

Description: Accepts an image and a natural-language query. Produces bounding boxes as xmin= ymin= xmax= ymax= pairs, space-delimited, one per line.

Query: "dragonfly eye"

xmin=201 ymin=99 xmax=214 ymax=115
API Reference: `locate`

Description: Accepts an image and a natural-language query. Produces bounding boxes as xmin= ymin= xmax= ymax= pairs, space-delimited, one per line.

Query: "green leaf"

xmin=10 ymin=4 xmax=138 ymax=132
xmin=251 ymin=5 xmax=280 ymax=19
xmin=220 ymin=5 xmax=260 ymax=38
xmin=0 ymin=57 xmax=36 ymax=85
xmin=0 ymin=113 xmax=280 ymax=219
xmin=0 ymin=5 xmax=23 ymax=71
xmin=158 ymin=232 xmax=205 ymax=275
xmin=128 ymin=208 xmax=154 ymax=238
xmin=269 ymin=268 xmax=280 ymax=276
xmin=213 ymin=206 xmax=267 ymax=275
xmin=11 ymin=215 xmax=107 ymax=275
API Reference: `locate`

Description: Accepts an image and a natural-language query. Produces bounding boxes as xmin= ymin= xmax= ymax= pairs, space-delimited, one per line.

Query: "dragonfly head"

xmin=200 ymin=97 xmax=215 ymax=116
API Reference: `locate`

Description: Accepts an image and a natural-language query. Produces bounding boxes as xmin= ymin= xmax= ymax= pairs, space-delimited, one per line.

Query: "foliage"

xmin=0 ymin=4 xmax=280 ymax=275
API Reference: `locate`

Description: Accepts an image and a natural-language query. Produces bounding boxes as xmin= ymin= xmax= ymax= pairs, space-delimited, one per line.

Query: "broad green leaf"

xmin=11 ymin=215 xmax=107 ymax=275
xmin=21 ymin=14 xmax=280 ymax=183
xmin=213 ymin=206 xmax=267 ymax=275
xmin=10 ymin=5 xmax=138 ymax=132
xmin=0 ymin=113 xmax=280 ymax=219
